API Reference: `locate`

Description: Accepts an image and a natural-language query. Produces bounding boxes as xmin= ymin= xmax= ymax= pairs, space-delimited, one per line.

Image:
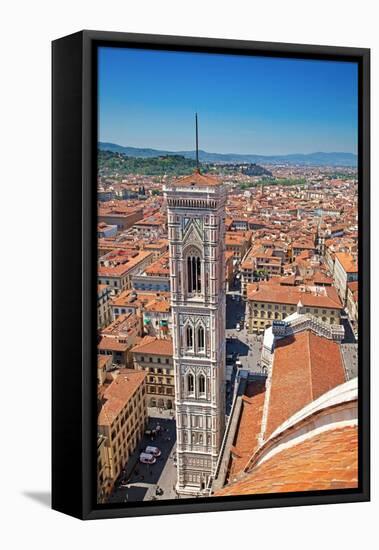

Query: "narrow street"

xmin=108 ymin=415 xmax=178 ymax=503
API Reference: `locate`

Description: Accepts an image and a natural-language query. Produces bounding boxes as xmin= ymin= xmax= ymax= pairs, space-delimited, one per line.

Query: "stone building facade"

xmin=165 ymin=170 xmax=226 ymax=495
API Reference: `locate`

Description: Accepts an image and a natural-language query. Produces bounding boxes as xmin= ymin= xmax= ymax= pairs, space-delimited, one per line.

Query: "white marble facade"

xmin=164 ymin=174 xmax=226 ymax=495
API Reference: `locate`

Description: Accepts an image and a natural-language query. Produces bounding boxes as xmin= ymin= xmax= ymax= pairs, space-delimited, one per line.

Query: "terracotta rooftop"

xmin=246 ymin=281 xmax=342 ymax=309
xmin=172 ymin=169 xmax=221 ymax=187
xmin=98 ymin=250 xmax=153 ymax=278
xmin=225 ymin=232 xmax=250 ymax=246
xmin=311 ymin=271 xmax=333 ymax=285
xmin=111 ymin=289 xmax=170 ymax=308
xmin=215 ymin=425 xmax=358 ymax=496
xmin=144 ymin=298 xmax=171 ymax=313
xmin=144 ymin=252 xmax=170 ymax=277
xmin=131 ymin=336 xmax=173 ymax=356
xmin=228 ymin=382 xmax=266 ymax=479
xmin=98 ymin=336 xmax=129 ymax=353
xmin=291 ymin=240 xmax=316 ymax=250
xmin=98 ymin=369 xmax=146 ymax=426
xmin=265 ymin=330 xmax=346 ymax=438
xmin=335 ymin=252 xmax=358 ymax=273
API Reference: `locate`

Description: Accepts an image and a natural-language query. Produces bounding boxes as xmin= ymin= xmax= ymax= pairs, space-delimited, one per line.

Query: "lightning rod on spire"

xmin=195 ymin=113 xmax=199 ymax=171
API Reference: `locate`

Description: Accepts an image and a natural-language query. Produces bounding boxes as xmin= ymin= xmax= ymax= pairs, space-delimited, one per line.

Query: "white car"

xmin=145 ymin=445 xmax=161 ymax=457
xmin=139 ymin=452 xmax=156 ymax=464
xmin=236 ymin=323 xmax=241 ymax=331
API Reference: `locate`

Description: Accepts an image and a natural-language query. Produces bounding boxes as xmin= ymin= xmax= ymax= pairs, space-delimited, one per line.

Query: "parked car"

xmin=145 ymin=445 xmax=161 ymax=457
xmin=139 ymin=452 xmax=156 ymax=464
xmin=236 ymin=323 xmax=241 ymax=331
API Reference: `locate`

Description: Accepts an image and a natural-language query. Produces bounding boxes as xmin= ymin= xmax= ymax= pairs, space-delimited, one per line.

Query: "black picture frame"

xmin=52 ymin=30 xmax=370 ymax=520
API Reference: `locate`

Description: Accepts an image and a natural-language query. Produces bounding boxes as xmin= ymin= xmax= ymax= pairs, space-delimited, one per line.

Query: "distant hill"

xmin=99 ymin=142 xmax=357 ymax=167
xmin=98 ymin=150 xmax=198 ymax=176
xmin=98 ymin=150 xmax=272 ymax=178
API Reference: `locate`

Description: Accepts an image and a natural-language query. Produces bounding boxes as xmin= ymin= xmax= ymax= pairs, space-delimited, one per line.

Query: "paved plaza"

xmin=225 ymin=288 xmax=263 ymax=375
xmin=108 ymin=415 xmax=178 ymax=504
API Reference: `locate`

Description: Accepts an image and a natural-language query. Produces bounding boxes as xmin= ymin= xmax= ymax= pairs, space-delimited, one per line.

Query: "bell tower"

xmin=164 ymin=121 xmax=226 ymax=494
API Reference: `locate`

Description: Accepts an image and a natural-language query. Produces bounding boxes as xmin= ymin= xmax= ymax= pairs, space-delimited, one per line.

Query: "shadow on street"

xmin=109 ymin=416 xmax=177 ymax=504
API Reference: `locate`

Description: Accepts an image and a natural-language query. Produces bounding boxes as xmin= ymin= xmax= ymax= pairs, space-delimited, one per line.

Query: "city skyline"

xmin=96 ymin=44 xmax=360 ymax=505
xmin=99 ymin=47 xmax=358 ymax=155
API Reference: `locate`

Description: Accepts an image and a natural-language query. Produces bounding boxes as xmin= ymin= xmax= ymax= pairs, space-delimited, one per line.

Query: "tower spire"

xmin=195 ymin=112 xmax=199 ymax=172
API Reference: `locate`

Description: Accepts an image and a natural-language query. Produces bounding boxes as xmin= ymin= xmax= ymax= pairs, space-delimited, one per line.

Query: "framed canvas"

xmin=52 ymin=30 xmax=370 ymax=520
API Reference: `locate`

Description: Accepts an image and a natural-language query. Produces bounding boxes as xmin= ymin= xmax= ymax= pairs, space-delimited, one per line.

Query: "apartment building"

xmin=246 ymin=280 xmax=343 ymax=333
xmin=334 ymin=251 xmax=358 ymax=305
xmin=131 ymin=337 xmax=174 ymax=409
xmin=97 ymin=284 xmax=112 ymax=329
xmin=225 ymin=231 xmax=252 ymax=263
xmin=98 ymin=312 xmax=142 ymax=367
xmin=98 ymin=203 xmax=143 ymax=231
xmin=98 ymin=249 xmax=154 ymax=296
xmin=98 ymin=369 xmax=147 ymax=495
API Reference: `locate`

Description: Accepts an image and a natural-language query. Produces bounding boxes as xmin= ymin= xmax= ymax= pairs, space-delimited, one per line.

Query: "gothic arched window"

xmin=197 ymin=325 xmax=205 ymax=351
xmin=198 ymin=374 xmax=205 ymax=395
xmin=187 ymin=373 xmax=194 ymax=394
xmin=186 ymin=249 xmax=201 ymax=294
xmin=186 ymin=325 xmax=193 ymax=349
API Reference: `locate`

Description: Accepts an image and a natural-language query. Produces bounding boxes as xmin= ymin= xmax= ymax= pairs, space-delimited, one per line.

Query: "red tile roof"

xmin=98 ymin=369 xmax=146 ymax=426
xmin=335 ymin=252 xmax=358 ymax=273
xmin=98 ymin=336 xmax=129 ymax=352
xmin=173 ymin=169 xmax=221 ymax=187
xmin=131 ymin=336 xmax=173 ymax=356
xmin=228 ymin=382 xmax=266 ymax=478
xmin=215 ymin=425 xmax=358 ymax=496
xmin=265 ymin=331 xmax=346 ymax=438
xmin=247 ymin=281 xmax=342 ymax=309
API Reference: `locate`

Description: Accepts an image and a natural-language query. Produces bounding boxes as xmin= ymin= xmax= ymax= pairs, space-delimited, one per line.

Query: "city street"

xmin=340 ymin=314 xmax=358 ymax=380
xmin=108 ymin=415 xmax=178 ymax=504
xmin=226 ymin=283 xmax=263 ymax=374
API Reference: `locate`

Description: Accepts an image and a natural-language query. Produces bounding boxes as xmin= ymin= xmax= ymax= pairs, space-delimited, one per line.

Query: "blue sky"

xmin=98 ymin=47 xmax=358 ymax=155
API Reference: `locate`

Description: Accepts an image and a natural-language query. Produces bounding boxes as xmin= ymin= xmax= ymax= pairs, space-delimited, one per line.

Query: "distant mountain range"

xmin=99 ymin=142 xmax=357 ymax=167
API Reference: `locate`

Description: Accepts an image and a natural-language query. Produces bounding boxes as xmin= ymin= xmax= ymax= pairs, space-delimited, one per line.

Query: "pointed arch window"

xmin=198 ymin=374 xmax=206 ymax=395
xmin=197 ymin=325 xmax=205 ymax=351
xmin=186 ymin=324 xmax=193 ymax=349
xmin=186 ymin=249 xmax=202 ymax=294
xmin=187 ymin=373 xmax=194 ymax=394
